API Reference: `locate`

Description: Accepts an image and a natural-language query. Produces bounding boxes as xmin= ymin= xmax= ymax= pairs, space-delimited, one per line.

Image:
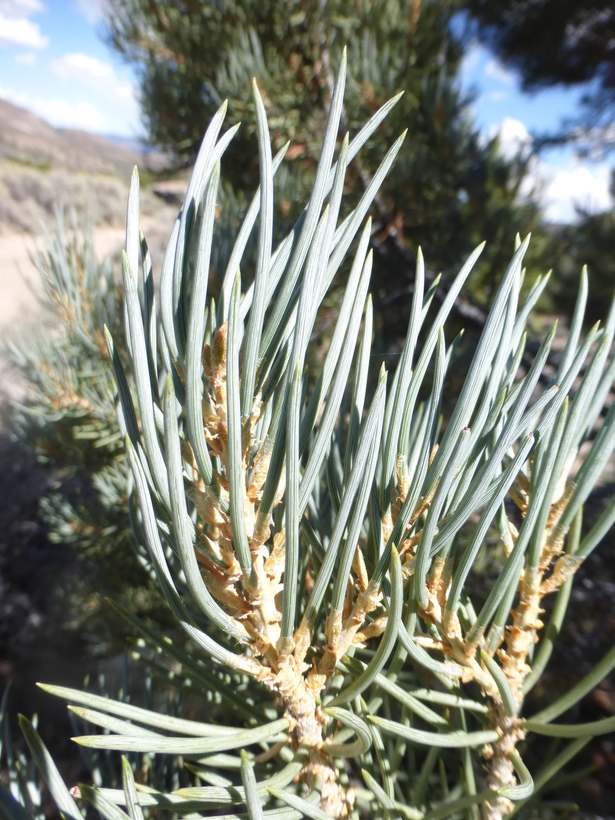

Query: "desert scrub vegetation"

xmin=7 ymin=56 xmax=615 ymax=819
xmin=0 ymin=165 xmax=136 ymax=235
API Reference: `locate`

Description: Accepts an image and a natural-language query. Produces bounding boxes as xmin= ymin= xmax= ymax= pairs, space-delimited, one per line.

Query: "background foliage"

xmin=461 ymin=0 xmax=615 ymax=155
xmin=105 ymin=0 xmax=551 ymax=336
xmin=6 ymin=212 xmax=168 ymax=654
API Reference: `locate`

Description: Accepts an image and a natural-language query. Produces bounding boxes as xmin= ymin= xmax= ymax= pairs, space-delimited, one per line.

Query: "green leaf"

xmin=240 ymin=751 xmax=264 ymax=820
xmin=330 ymin=361 xmax=386 ymax=612
xmin=431 ymin=321 xmax=557 ymax=554
xmin=525 ymin=716 xmax=615 ymax=738
xmin=362 ymin=768 xmax=401 ymax=819
xmin=122 ymin=251 xmax=170 ymax=507
xmin=104 ymin=325 xmax=140 ymax=449
xmin=184 ymin=160 xmax=221 ymax=492
xmin=523 ymin=507 xmax=582 ymax=694
xmin=266 ymin=788 xmax=330 ymax=820
xmin=163 ymin=376 xmax=248 ymax=641
xmin=380 ymin=247 xmax=425 ymax=503
xmin=528 ymin=643 xmax=615 ymax=724
xmin=124 ymin=166 xmax=140 ymax=327
xmin=39 ymin=683 xmax=242 ymax=736
xmin=498 ymin=752 xmax=534 ymax=800
xmin=327 ymin=91 xmax=404 ymax=188
xmin=125 ymin=435 xmax=254 ymax=670
xmin=426 ymin=237 xmax=529 ymax=496
xmin=480 ymin=652 xmax=517 ymax=718
xmin=414 ymin=745 xmax=440 ymax=808
xmin=172 ymin=102 xmax=232 ymax=355
xmin=258 ymin=50 xmax=347 ymax=361
xmin=302 ymin=365 xmax=386 ymax=624
xmin=397 ymin=621 xmax=464 ymax=680
xmin=174 ymin=746 xmax=308 ymax=805
xmin=19 ymin=715 xmax=84 ymax=820
xmin=224 ymin=142 xmax=288 ymax=322
xmin=281 ymin=364 xmax=303 ymax=642
xmin=363 ymin=709 xmax=395 ymax=801
xmin=105 ymin=602 xmax=263 ymax=722
xmin=401 ymin=688 xmax=487 ymax=714
xmin=458 ymin=708 xmax=479 ymax=820
xmin=240 ymin=80 xmax=274 ymax=418
xmin=328 ymin=544 xmax=403 ymax=706
xmin=369 ymin=716 xmax=498 ymax=748
xmin=300 ymin=216 xmax=370 ymax=456
xmin=379 ymin=327 xmax=447 ymax=582
xmin=160 ymin=217 xmax=181 ymax=360
xmin=414 ymin=428 xmax=473 ymax=605
xmin=254 ymin=208 xmax=329 ymax=531
xmin=374 ymin=675 xmax=449 ymax=728
xmin=509 ymin=738 xmax=590 ymax=817
xmin=525 ymin=398 xmax=570 ymax=573
xmin=578 ymin=490 xmax=615 ymax=558
xmin=121 ymin=757 xmax=144 ymax=820
xmin=558 ymin=394 xmax=615 ymax=531
xmin=79 ymin=785 xmax=131 ymax=820
xmin=446 ymin=433 xmax=534 ymax=614
xmin=73 ymin=717 xmax=289 ymax=754
xmin=468 ymin=399 xmax=572 ymax=644
xmin=556 ymin=266 xmax=587 ymax=381
xmin=510 ymin=273 xmax=550 ymax=354
xmin=68 ymin=706 xmax=161 ymax=738
xmin=322 ymin=708 xmax=372 ymax=758
xmin=344 ymin=294 xmax=373 ymax=481
xmin=324 ymin=129 xmax=407 ymax=298
xmin=299 ymin=251 xmax=374 ymax=512
xmin=226 ymin=272 xmax=253 ymax=576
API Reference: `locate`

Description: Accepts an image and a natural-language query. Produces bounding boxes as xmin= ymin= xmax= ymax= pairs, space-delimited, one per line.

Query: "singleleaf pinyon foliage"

xmin=17 ymin=54 xmax=615 ymax=819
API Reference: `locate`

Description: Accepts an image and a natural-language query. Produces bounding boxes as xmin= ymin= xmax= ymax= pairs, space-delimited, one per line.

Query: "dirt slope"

xmin=0 ymin=98 xmax=164 ymax=175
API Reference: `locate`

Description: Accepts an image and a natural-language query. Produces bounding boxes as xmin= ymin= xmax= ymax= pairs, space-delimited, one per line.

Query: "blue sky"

xmin=0 ymin=0 xmax=613 ymax=223
xmin=0 ymin=0 xmax=140 ymax=136
xmin=459 ymin=42 xmax=613 ymax=223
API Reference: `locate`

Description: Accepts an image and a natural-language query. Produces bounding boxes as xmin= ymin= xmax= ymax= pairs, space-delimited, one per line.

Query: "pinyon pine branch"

xmin=22 ymin=57 xmax=615 ymax=820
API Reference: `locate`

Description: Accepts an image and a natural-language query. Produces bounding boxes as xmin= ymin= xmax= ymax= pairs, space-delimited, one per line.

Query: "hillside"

xmin=0 ymin=99 xmax=178 ymax=239
xmin=0 ymin=102 xmax=182 ymax=346
xmin=0 ymin=99 xmax=165 ymax=175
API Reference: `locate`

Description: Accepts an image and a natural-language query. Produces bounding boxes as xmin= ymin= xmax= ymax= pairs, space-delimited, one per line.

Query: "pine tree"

xmin=461 ymin=0 xmax=615 ymax=154
xmin=106 ymin=0 xmax=549 ymax=335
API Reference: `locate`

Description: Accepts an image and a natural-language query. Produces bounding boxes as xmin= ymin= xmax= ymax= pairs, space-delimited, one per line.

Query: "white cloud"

xmin=0 ymin=1 xmax=45 ymax=16
xmin=50 ymin=52 xmax=137 ymax=109
xmin=460 ymin=42 xmax=486 ymax=76
xmin=489 ymin=117 xmax=533 ymax=160
xmin=485 ymin=58 xmax=515 ymax=86
xmin=0 ymin=11 xmax=48 ymax=47
xmin=489 ymin=116 xmax=614 ymax=223
xmin=14 ymin=51 xmax=36 ymax=64
xmin=38 ymin=99 xmax=102 ymax=130
xmin=542 ymin=164 xmax=613 ymax=223
xmin=0 ymin=81 xmax=101 ymax=130
xmin=73 ymin=0 xmax=108 ymax=24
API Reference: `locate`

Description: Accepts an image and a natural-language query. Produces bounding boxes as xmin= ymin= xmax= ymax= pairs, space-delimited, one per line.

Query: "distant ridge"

xmin=0 ymin=99 xmax=167 ymax=175
xmin=98 ymin=133 xmax=159 ymax=154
